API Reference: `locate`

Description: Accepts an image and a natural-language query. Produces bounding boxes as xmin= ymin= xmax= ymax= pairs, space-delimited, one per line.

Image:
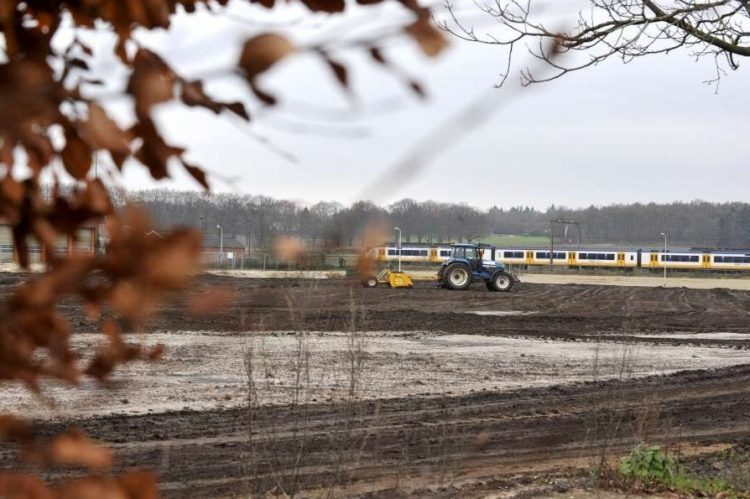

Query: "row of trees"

xmin=127 ymin=190 xmax=750 ymax=249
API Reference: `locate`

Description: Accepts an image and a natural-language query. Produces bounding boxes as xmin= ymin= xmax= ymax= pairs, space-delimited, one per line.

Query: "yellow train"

xmin=368 ymin=244 xmax=750 ymax=272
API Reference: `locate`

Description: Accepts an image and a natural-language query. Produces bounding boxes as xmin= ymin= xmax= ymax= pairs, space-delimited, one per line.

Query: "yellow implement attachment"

xmin=387 ymin=270 xmax=413 ymax=288
xmin=361 ymin=268 xmax=414 ymax=288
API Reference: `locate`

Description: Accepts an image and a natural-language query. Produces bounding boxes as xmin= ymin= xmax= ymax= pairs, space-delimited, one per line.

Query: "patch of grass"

xmin=617 ymin=445 xmax=736 ymax=497
xmin=669 ymin=475 xmax=734 ymax=496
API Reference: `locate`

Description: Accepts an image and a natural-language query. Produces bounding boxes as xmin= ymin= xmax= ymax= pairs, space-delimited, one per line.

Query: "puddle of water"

xmin=465 ymin=311 xmax=536 ymax=316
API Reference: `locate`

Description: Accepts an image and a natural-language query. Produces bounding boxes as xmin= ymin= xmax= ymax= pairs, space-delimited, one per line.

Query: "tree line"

xmin=125 ymin=190 xmax=750 ymax=249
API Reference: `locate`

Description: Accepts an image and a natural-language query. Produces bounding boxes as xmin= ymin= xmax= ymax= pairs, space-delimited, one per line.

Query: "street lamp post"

xmin=394 ymin=227 xmax=402 ymax=272
xmin=217 ymin=224 xmax=223 ymax=268
xmin=660 ymin=232 xmax=667 ymax=286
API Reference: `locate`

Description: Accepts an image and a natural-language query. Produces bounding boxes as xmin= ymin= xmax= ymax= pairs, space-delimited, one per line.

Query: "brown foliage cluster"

xmin=0 ymin=415 xmax=159 ymax=499
xmin=0 ymin=205 xmax=202 ymax=497
xmin=1 ymin=0 xmax=445 ymax=496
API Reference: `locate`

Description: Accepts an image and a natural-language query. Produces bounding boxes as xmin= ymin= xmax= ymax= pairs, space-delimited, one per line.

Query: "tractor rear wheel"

xmin=488 ymin=271 xmax=513 ymax=292
xmin=361 ymin=275 xmax=378 ymax=288
xmin=443 ymin=263 xmax=471 ymax=290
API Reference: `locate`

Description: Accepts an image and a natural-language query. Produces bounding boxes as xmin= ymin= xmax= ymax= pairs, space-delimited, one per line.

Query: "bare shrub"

xmin=240 ymin=282 xmax=376 ymax=497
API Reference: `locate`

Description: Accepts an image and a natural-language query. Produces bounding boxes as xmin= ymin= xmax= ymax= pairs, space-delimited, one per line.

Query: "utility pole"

xmin=660 ymin=232 xmax=667 ymax=286
xmin=549 ymin=219 xmax=580 ymax=265
xmin=394 ymin=226 xmax=402 ymax=272
xmin=217 ymin=224 xmax=223 ymax=268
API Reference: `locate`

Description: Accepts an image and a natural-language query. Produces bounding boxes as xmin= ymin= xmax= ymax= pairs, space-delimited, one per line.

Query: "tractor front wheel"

xmin=488 ymin=271 xmax=513 ymax=292
xmin=361 ymin=275 xmax=378 ymax=288
xmin=443 ymin=263 xmax=472 ymax=290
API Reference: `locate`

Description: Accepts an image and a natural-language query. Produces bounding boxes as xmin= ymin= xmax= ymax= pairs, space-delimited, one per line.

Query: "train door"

xmin=429 ymin=247 xmax=438 ymax=264
xmin=636 ymin=250 xmax=642 ymax=268
xmin=378 ymin=248 xmax=385 ymax=261
xmin=525 ymin=251 xmax=534 ymax=265
xmin=701 ymin=254 xmax=711 ymax=269
xmin=567 ymin=251 xmax=576 ymax=265
xmin=649 ymin=253 xmax=658 ymax=267
xmin=617 ymin=252 xmax=625 ymax=267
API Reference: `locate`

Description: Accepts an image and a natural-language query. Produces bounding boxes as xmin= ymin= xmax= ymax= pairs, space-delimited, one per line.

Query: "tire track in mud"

xmin=33 ymin=364 xmax=750 ymax=498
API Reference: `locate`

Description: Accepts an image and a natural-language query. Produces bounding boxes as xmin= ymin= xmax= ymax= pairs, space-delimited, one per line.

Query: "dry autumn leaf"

xmin=187 ymin=287 xmax=236 ymax=315
xmin=239 ymin=34 xmax=295 ymax=81
xmin=80 ymin=103 xmax=132 ymax=159
xmin=272 ymin=235 xmax=304 ymax=262
xmin=61 ymin=126 xmax=92 ymax=180
xmin=47 ymin=430 xmax=113 ymax=470
xmin=405 ymin=18 xmax=448 ymax=57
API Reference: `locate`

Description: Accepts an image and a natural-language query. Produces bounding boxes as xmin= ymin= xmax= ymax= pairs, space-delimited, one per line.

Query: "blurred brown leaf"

xmin=0 ymin=472 xmax=53 ymax=499
xmin=187 ymin=288 xmax=236 ymax=316
xmin=300 ymin=0 xmax=345 ymax=13
xmin=324 ymin=57 xmax=349 ymax=90
xmin=117 ymin=470 xmax=160 ymax=499
xmin=239 ymin=34 xmax=295 ymax=105
xmin=239 ymin=34 xmax=295 ymax=79
xmin=61 ymin=126 xmax=92 ymax=180
xmin=80 ymin=103 xmax=132 ymax=161
xmin=0 ymin=415 xmax=31 ymax=443
xmin=273 ymin=235 xmax=304 ymax=262
xmin=46 ymin=429 xmax=113 ymax=470
xmin=181 ymin=80 xmax=250 ymax=121
xmin=405 ymin=18 xmax=448 ymax=57
xmin=182 ymin=161 xmax=209 ymax=190
xmin=127 ymin=49 xmax=176 ymax=119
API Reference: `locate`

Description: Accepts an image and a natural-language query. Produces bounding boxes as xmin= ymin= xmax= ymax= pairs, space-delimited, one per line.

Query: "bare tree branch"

xmin=439 ymin=0 xmax=750 ymax=85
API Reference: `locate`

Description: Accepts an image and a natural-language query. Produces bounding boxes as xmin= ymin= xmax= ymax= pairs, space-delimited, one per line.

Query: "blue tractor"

xmin=437 ymin=243 xmax=516 ymax=291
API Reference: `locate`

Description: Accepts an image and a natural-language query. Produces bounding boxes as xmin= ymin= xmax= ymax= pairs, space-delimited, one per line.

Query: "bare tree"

xmin=439 ymin=0 xmax=750 ymax=86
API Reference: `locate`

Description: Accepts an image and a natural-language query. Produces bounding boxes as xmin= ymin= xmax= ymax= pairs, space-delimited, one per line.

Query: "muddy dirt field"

xmin=2 ymin=274 xmax=750 ymax=497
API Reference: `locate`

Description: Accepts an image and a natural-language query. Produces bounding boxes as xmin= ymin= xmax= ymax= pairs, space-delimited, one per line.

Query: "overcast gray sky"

xmin=91 ymin=1 xmax=748 ymax=210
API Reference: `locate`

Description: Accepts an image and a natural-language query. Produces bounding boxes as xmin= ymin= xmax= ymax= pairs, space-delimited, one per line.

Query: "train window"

xmin=606 ymin=254 xmax=614 ymax=260
xmin=579 ymin=253 xmax=587 ymax=259
xmin=440 ymin=250 xmax=451 ymax=257
xmin=719 ymin=256 xmax=750 ymax=263
xmin=535 ymin=251 xmax=565 ymax=259
xmin=690 ymin=255 xmax=699 ymax=262
xmin=387 ymin=249 xmax=397 ymax=256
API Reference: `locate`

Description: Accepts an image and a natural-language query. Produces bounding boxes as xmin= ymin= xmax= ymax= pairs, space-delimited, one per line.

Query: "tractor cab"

xmin=438 ymin=243 xmax=515 ymax=292
xmin=449 ymin=244 xmax=499 ymax=270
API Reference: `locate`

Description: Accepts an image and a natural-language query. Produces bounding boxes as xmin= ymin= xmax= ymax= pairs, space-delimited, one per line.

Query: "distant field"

xmin=481 ymin=234 xmax=549 ymax=246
